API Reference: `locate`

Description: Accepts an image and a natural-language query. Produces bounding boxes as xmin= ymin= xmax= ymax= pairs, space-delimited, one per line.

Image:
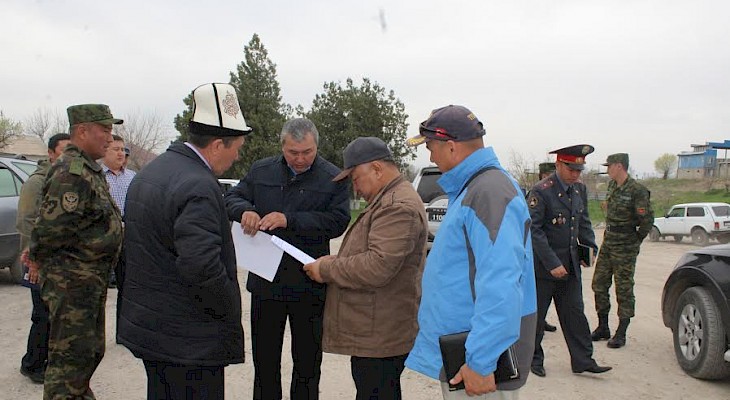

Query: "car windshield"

xmin=712 ymin=205 xmax=730 ymax=217
xmin=12 ymin=161 xmax=38 ymax=176
xmin=417 ymin=170 xmax=444 ymax=203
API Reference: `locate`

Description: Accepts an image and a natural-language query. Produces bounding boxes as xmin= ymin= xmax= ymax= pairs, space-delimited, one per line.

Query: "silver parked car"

xmin=0 ymin=156 xmax=38 ymax=283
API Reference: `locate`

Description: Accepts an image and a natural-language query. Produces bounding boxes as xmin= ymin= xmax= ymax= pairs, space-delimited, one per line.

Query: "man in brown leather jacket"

xmin=304 ymin=136 xmax=428 ymax=400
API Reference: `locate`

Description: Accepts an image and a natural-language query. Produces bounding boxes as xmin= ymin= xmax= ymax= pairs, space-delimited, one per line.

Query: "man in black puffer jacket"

xmin=225 ymin=118 xmax=350 ymax=400
xmin=119 ymin=83 xmax=249 ymax=399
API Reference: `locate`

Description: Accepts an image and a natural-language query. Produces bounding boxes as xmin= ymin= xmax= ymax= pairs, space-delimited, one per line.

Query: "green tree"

xmin=173 ymin=33 xmax=290 ymax=177
xmin=173 ymin=93 xmax=193 ymax=142
xmin=0 ymin=111 xmax=22 ymax=149
xmin=654 ymin=153 xmax=678 ymax=180
xmin=302 ymin=78 xmax=413 ymax=171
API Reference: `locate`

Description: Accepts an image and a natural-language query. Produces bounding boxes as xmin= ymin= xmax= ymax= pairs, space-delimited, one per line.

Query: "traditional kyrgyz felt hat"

xmin=189 ymin=83 xmax=252 ymax=136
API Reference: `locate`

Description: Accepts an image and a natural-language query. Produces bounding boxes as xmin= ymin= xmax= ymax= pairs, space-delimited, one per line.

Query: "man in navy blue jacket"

xmin=120 ymin=83 xmax=248 ymax=399
xmin=225 ymin=118 xmax=350 ymax=400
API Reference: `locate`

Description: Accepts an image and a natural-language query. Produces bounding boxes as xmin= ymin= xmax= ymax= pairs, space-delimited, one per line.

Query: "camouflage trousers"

xmin=40 ymin=264 xmax=110 ymax=400
xmin=592 ymin=240 xmax=640 ymax=319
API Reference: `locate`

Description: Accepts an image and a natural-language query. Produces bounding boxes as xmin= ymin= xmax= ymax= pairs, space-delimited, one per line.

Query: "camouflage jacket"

xmin=16 ymin=160 xmax=50 ymax=251
xmin=605 ymin=176 xmax=653 ymax=242
xmin=29 ymin=144 xmax=123 ymax=268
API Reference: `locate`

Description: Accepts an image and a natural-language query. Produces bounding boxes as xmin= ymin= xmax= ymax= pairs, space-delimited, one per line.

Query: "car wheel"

xmin=673 ymin=287 xmax=730 ymax=380
xmin=649 ymin=227 xmax=660 ymax=242
xmin=673 ymin=235 xmax=683 ymax=243
xmin=691 ymin=229 xmax=709 ymax=246
xmin=9 ymin=256 xmax=24 ymax=284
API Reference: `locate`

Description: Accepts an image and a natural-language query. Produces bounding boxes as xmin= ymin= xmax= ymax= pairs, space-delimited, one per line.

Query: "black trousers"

xmin=21 ymin=285 xmax=49 ymax=374
xmin=351 ymin=354 xmax=408 ymax=400
xmin=532 ymin=276 xmax=595 ymax=371
xmin=114 ymin=243 xmax=126 ymax=343
xmin=251 ymin=294 xmax=324 ymax=400
xmin=143 ymin=360 xmax=224 ymax=400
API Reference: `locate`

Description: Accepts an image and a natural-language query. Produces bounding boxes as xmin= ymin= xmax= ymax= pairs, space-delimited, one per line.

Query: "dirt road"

xmin=2 ymin=230 xmax=729 ymax=399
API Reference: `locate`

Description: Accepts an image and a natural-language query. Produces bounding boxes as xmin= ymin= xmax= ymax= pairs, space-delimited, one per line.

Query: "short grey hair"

xmin=280 ymin=118 xmax=319 ymax=145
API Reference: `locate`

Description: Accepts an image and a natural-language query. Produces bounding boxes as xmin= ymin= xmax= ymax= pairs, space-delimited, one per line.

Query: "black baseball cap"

xmin=406 ymin=105 xmax=485 ymax=146
xmin=332 ymin=137 xmax=393 ymax=182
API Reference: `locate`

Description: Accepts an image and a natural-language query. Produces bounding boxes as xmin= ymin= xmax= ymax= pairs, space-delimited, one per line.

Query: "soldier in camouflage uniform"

xmin=28 ymin=104 xmax=123 ymax=400
xmin=17 ymin=133 xmax=70 ymax=384
xmin=591 ymin=153 xmax=653 ymax=349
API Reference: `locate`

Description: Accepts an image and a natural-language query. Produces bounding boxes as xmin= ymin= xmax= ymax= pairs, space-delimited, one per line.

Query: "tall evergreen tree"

xmin=173 ymin=33 xmax=290 ymax=177
xmin=173 ymin=93 xmax=193 ymax=142
xmin=303 ymin=78 xmax=413 ymax=171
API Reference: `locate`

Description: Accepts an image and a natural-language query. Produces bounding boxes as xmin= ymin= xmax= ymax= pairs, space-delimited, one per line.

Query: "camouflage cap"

xmin=67 ymin=104 xmax=123 ymax=127
xmin=602 ymin=153 xmax=629 ymax=168
xmin=539 ymin=162 xmax=556 ymax=175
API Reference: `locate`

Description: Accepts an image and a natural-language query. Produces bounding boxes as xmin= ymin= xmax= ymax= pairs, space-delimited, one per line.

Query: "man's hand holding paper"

xmin=241 ymin=211 xmax=261 ymax=236
xmin=303 ymin=255 xmax=336 ymax=283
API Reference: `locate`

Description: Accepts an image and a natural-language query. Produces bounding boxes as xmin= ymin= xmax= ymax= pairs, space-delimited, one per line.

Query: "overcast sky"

xmin=2 ymin=0 xmax=729 ymax=176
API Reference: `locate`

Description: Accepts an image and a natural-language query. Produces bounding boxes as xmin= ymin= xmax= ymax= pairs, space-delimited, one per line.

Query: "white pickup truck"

xmin=650 ymin=202 xmax=730 ymax=245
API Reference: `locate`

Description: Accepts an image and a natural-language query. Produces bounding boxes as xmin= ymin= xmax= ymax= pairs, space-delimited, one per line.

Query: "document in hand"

xmin=271 ymin=236 xmax=315 ymax=264
xmin=230 ymin=223 xmax=283 ymax=282
xmin=578 ymin=242 xmax=595 ymax=267
xmin=439 ymin=331 xmax=519 ymax=391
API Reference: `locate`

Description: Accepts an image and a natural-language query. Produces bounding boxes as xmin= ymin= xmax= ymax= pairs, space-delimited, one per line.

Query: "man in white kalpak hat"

xmin=118 ymin=83 xmax=251 ymax=399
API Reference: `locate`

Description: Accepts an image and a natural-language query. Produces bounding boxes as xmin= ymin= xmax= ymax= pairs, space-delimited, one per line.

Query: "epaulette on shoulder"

xmin=69 ymin=158 xmax=84 ymax=176
xmin=540 ymin=179 xmax=554 ymax=189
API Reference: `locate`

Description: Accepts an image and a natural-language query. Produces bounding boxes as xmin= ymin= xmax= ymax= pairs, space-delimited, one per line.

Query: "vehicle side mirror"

xmin=665 ymin=214 xmax=670 ymax=218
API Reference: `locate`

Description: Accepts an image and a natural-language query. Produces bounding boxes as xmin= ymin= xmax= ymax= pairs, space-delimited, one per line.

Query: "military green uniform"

xmin=17 ymin=160 xmax=51 ymax=249
xmin=29 ymin=144 xmax=122 ymax=400
xmin=592 ymin=175 xmax=653 ymax=319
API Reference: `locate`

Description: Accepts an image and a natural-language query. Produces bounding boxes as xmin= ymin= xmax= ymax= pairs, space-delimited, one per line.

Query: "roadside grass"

xmin=350 ymin=206 xmax=365 ymax=223
xmin=589 ymin=178 xmax=730 ymax=223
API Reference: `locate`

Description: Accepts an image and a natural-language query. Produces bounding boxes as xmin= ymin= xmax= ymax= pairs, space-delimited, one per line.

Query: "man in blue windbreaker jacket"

xmin=405 ymin=105 xmax=537 ymax=399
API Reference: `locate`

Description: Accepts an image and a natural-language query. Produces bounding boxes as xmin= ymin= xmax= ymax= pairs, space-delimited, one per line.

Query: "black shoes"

xmin=531 ymin=365 xmax=546 ymax=377
xmin=591 ymin=325 xmax=611 ymax=341
xmin=573 ymin=364 xmax=612 ymax=374
xmin=607 ymin=334 xmax=626 ymax=348
xmin=19 ymin=367 xmax=44 ymax=384
xmin=608 ymin=319 xmax=630 ymax=348
xmin=544 ymin=322 xmax=557 ymax=332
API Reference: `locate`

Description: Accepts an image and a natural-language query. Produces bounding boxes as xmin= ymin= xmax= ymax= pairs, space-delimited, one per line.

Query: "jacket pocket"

xmin=338 ymin=290 xmax=375 ymax=337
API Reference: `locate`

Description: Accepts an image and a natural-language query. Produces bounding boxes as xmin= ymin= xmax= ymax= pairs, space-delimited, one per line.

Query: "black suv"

xmin=661 ymin=244 xmax=730 ymax=379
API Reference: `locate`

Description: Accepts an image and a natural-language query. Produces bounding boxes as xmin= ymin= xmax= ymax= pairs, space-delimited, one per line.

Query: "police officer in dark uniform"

xmin=527 ymin=144 xmax=611 ymax=377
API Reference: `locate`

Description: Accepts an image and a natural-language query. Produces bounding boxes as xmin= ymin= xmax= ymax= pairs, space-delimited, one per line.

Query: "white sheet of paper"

xmin=230 ymin=223 xmax=283 ymax=282
xmin=271 ymin=235 xmax=315 ymax=264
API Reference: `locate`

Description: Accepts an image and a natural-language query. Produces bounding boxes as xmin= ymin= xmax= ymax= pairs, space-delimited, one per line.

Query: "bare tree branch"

xmin=506 ymin=149 xmax=537 ymax=189
xmin=114 ymin=110 xmax=175 ymax=170
xmin=24 ymin=108 xmax=67 ymax=140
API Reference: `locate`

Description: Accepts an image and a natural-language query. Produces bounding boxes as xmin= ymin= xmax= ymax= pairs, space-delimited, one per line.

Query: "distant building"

xmin=0 ymin=135 xmax=47 ymax=160
xmin=677 ymin=140 xmax=730 ymax=179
